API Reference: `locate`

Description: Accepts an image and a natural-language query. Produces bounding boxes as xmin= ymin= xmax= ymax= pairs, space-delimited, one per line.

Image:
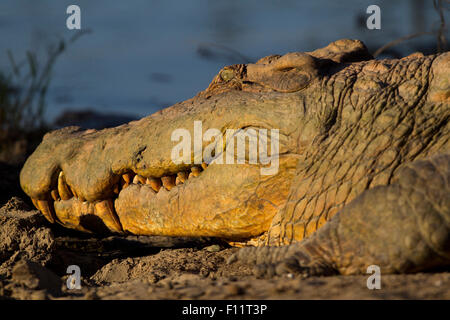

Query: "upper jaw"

xmin=19 ymin=89 xmax=306 ymax=234
xmin=20 ymin=86 xmax=311 ymax=201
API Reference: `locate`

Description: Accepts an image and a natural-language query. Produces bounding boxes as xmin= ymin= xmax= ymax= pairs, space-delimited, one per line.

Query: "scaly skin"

xmin=20 ymin=39 xmax=450 ymax=275
xmin=229 ymin=154 xmax=450 ymax=276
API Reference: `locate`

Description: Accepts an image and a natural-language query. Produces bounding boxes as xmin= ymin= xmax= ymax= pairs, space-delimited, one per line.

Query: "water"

xmin=0 ymin=0 xmax=446 ymax=121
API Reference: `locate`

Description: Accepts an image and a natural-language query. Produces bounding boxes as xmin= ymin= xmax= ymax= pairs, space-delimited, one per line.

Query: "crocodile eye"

xmin=220 ymin=69 xmax=235 ymax=82
xmin=278 ymin=67 xmax=295 ymax=72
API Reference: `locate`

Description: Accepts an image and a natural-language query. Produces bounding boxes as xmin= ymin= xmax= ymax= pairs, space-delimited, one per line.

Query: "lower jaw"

xmin=51 ymin=179 xmax=279 ymax=238
xmin=33 ymin=163 xmax=212 ymax=234
xmin=114 ymin=183 xmax=280 ymax=238
xmin=111 ymin=161 xmax=297 ymax=239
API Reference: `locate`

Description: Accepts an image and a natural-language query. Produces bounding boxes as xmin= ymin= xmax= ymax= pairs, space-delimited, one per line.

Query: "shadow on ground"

xmin=0 ymin=195 xmax=449 ymax=300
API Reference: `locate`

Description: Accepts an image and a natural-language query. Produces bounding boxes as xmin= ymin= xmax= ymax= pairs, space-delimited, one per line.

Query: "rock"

xmin=0 ymin=199 xmax=54 ymax=276
xmin=204 ymin=244 xmax=221 ymax=252
xmin=224 ymin=283 xmax=244 ymax=296
xmin=12 ymin=260 xmax=62 ymax=296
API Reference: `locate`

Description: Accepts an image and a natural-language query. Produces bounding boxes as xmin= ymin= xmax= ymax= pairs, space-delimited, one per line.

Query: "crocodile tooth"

xmin=189 ymin=166 xmax=202 ymax=178
xmin=177 ymin=172 xmax=188 ymax=183
xmin=132 ymin=174 xmax=146 ymax=185
xmin=70 ymin=186 xmax=78 ymax=199
xmin=122 ymin=173 xmax=135 ymax=184
xmin=94 ymin=199 xmax=122 ymax=233
xmin=161 ymin=175 xmax=176 ymax=190
xmin=201 ymin=162 xmax=208 ymax=170
xmin=137 ymin=175 xmax=146 ymax=184
xmin=81 ymin=201 xmax=94 ymax=214
xmin=120 ymin=176 xmax=130 ymax=189
xmin=145 ymin=185 xmax=157 ymax=194
xmin=58 ymin=172 xmax=73 ymax=200
xmin=31 ymin=198 xmax=40 ymax=210
xmin=36 ymin=200 xmax=55 ymax=223
xmin=146 ymin=177 xmax=162 ymax=192
xmin=51 ymin=190 xmax=59 ymax=201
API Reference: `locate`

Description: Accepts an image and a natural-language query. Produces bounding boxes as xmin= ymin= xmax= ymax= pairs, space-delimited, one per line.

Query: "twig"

xmin=433 ymin=0 xmax=447 ymax=53
xmin=373 ymin=32 xmax=435 ymax=57
xmin=197 ymin=41 xmax=252 ymax=63
xmin=374 ymin=0 xmax=448 ymax=57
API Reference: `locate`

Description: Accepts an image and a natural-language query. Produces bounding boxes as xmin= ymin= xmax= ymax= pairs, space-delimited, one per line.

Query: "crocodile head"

xmin=20 ymin=39 xmax=449 ymax=244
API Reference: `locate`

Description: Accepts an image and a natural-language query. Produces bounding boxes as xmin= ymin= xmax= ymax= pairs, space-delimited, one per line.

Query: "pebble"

xmin=225 ymin=284 xmax=244 ymax=296
xmin=434 ymin=279 xmax=442 ymax=287
xmin=147 ymin=273 xmax=159 ymax=284
xmin=204 ymin=244 xmax=221 ymax=252
xmin=30 ymin=290 xmax=47 ymax=300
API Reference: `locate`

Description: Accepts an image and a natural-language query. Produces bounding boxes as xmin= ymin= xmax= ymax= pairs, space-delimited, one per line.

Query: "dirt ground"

xmin=0 ymin=197 xmax=448 ymax=300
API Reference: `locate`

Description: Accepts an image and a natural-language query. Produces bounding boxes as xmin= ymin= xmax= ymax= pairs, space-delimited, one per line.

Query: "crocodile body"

xmin=20 ymin=40 xmax=450 ymax=275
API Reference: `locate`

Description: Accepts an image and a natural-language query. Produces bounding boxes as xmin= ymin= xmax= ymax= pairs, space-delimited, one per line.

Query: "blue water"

xmin=0 ymin=0 xmax=446 ymax=121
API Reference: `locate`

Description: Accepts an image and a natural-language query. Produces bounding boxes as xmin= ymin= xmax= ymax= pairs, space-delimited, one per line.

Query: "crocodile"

xmin=20 ymin=39 xmax=450 ymax=276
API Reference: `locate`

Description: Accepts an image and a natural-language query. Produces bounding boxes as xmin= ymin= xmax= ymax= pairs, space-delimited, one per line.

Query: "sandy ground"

xmin=0 ymin=197 xmax=449 ymax=300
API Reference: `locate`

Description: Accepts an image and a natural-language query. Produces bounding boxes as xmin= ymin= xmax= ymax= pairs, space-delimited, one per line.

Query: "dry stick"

xmin=373 ymin=32 xmax=435 ymax=58
xmin=433 ymin=0 xmax=447 ymax=53
xmin=11 ymin=30 xmax=91 ymax=130
xmin=198 ymin=41 xmax=252 ymax=63
xmin=375 ymin=0 xmax=448 ymax=58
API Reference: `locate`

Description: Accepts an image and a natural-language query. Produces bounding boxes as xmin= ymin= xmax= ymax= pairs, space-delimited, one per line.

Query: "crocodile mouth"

xmin=28 ymin=144 xmax=295 ymax=240
xmin=30 ymin=162 xmax=211 ymax=234
xmin=21 ymin=112 xmax=298 ymax=239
